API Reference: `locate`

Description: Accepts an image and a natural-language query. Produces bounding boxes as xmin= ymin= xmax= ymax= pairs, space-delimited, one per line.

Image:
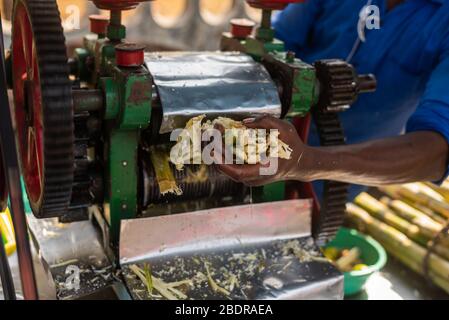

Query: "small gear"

xmin=314 ymin=59 xmax=358 ymax=113
xmin=315 ymin=59 xmax=376 ymax=113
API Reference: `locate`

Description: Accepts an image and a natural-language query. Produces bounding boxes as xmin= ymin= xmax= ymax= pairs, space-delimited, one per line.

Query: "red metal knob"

xmin=91 ymin=0 xmax=153 ymax=11
xmin=246 ymin=0 xmax=306 ymax=10
xmin=115 ymin=43 xmax=146 ymax=67
xmin=89 ymin=15 xmax=109 ymax=35
xmin=230 ymin=18 xmax=256 ymax=39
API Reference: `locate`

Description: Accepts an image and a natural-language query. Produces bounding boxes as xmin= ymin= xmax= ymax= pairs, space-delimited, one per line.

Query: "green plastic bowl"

xmin=324 ymin=228 xmax=387 ymax=297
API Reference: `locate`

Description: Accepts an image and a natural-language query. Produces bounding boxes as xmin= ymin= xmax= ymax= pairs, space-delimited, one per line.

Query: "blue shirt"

xmin=274 ymin=0 xmax=449 ymax=199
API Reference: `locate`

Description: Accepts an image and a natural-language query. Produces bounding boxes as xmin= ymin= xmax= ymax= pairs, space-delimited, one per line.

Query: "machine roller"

xmin=1 ymin=0 xmax=378 ymax=299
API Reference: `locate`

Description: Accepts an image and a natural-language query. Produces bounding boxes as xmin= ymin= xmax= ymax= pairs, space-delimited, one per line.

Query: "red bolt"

xmin=115 ymin=43 xmax=146 ymax=67
xmin=230 ymin=18 xmax=256 ymax=39
xmin=89 ymin=15 xmax=109 ymax=35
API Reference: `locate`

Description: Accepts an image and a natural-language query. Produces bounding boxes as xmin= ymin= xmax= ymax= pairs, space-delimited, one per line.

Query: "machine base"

xmin=27 ymin=200 xmax=343 ymax=300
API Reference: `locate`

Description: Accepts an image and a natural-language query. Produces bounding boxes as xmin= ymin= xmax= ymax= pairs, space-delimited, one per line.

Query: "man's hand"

xmin=214 ymin=116 xmax=311 ymax=186
xmin=214 ymin=116 xmax=449 ymax=187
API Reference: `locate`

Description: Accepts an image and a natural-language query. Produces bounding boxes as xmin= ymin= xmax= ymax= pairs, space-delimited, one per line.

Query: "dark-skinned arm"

xmin=300 ymin=131 xmax=448 ymax=186
xmin=215 ymin=116 xmax=449 ymax=187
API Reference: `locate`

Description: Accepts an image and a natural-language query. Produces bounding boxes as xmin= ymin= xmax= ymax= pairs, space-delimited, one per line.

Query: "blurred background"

xmin=0 ymin=0 xmax=267 ymax=51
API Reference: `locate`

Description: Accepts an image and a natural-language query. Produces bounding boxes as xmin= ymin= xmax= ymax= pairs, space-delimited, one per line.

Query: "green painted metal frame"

xmin=104 ymin=66 xmax=152 ymax=244
xmin=77 ymin=28 xmax=152 ymax=245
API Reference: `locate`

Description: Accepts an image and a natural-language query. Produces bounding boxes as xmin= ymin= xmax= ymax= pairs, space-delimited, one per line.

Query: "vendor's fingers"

xmin=244 ymin=116 xmax=296 ymax=141
xmin=244 ymin=116 xmax=285 ymax=130
xmin=213 ymin=123 xmax=225 ymax=135
xmin=210 ymin=133 xmax=233 ymax=165
xmin=217 ymin=164 xmax=277 ymax=187
xmin=216 ymin=163 xmax=261 ymax=183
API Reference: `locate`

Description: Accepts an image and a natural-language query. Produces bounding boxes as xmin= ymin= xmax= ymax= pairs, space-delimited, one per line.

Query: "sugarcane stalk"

xmin=386 ymin=198 xmax=443 ymax=233
xmin=354 ymin=193 xmax=428 ymax=245
xmin=425 ymin=182 xmax=449 ymax=203
xmin=414 ymin=182 xmax=447 ymax=199
xmin=379 ymin=185 xmax=448 ymax=224
xmin=346 ymin=204 xmax=449 ymax=281
xmin=356 ymin=197 xmax=449 ymax=261
xmin=378 ymin=185 xmax=401 ymax=198
xmin=402 ymin=184 xmax=449 ymax=219
xmin=381 ymin=197 xmax=448 ymax=243
xmin=408 ymin=201 xmax=447 ymax=225
xmin=378 ymin=239 xmax=449 ymax=293
xmin=440 ymin=180 xmax=449 ymax=195
xmin=150 ymin=146 xmax=183 ymax=196
xmin=432 ymin=244 xmax=449 ymax=261
xmin=379 ymin=198 xmax=449 ymax=260
xmin=335 ymin=247 xmax=360 ymax=272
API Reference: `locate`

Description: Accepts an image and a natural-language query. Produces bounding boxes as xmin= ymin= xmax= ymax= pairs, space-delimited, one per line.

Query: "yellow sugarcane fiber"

xmin=150 ymin=146 xmax=183 ymax=196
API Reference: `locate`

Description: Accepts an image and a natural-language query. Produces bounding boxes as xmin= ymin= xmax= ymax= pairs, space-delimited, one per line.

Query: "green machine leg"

xmin=81 ymin=72 xmax=150 ymax=246
xmin=106 ymin=130 xmax=140 ymax=244
xmin=103 ymin=68 xmax=152 ymax=245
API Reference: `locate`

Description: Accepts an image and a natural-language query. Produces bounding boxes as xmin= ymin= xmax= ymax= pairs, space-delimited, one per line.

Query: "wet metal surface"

xmin=145 ymin=52 xmax=282 ymax=133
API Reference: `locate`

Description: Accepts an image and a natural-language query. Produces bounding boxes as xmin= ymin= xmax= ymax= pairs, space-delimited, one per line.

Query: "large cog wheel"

xmin=12 ymin=0 xmax=74 ymax=218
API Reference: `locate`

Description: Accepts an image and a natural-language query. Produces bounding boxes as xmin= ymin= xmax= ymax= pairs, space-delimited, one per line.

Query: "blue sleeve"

xmin=406 ymin=35 xmax=449 ymax=183
xmin=272 ymin=0 xmax=322 ymax=52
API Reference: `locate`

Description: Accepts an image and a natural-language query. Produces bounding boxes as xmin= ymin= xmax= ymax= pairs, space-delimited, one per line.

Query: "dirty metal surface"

xmin=122 ymin=238 xmax=343 ymax=300
xmin=145 ymin=51 xmax=282 ymax=133
xmin=120 ymin=200 xmax=344 ymax=300
xmin=27 ymin=216 xmax=114 ymax=300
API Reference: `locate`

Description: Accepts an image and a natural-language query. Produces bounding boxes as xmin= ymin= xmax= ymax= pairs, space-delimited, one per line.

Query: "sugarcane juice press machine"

xmin=0 ymin=0 xmax=377 ymax=299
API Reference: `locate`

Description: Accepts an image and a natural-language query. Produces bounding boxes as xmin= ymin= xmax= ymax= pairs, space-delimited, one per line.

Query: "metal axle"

xmin=73 ymin=89 xmax=105 ymax=112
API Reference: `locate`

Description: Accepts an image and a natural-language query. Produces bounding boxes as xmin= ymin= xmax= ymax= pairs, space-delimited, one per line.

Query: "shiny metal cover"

xmin=119 ymin=200 xmax=344 ymax=300
xmin=145 ymin=51 xmax=282 ymax=133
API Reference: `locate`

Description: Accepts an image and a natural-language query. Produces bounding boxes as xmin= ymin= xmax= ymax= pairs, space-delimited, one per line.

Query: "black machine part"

xmin=0 ymin=144 xmax=7 ymax=212
xmin=314 ymin=59 xmax=377 ymax=113
xmin=313 ymin=59 xmax=376 ymax=246
xmin=260 ymin=53 xmax=304 ymax=118
xmin=11 ymin=0 xmax=74 ymax=218
xmin=312 ymin=111 xmax=350 ymax=246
